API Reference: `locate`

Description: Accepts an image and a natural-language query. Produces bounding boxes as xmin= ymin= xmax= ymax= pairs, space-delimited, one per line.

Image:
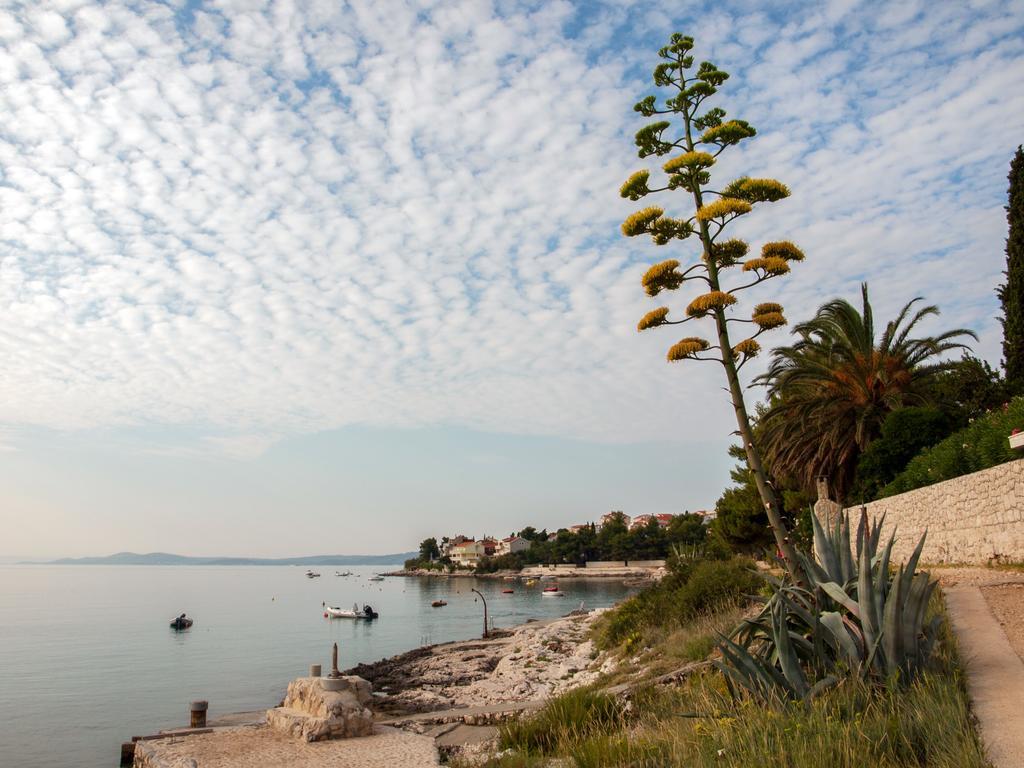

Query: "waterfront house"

xmin=449 ymin=539 xmax=486 ymax=568
xmin=495 ymin=536 xmax=531 ymax=556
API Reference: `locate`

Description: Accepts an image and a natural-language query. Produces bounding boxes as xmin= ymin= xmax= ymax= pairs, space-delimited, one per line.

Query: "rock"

xmin=266 ymin=676 xmax=374 ymax=742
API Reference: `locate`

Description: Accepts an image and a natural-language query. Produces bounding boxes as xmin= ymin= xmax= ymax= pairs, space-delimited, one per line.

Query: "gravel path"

xmin=135 ymin=725 xmax=438 ymax=768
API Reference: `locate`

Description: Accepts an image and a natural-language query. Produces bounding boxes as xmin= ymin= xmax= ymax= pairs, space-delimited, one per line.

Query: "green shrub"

xmin=594 ymin=557 xmax=759 ymax=650
xmin=881 ymin=396 xmax=1024 ymax=497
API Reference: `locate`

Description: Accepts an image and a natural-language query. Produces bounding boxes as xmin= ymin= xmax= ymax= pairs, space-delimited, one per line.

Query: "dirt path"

xmin=937 ymin=567 xmax=1024 ymax=768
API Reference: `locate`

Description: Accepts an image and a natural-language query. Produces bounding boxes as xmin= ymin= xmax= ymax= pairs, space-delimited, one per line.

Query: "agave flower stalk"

xmin=623 ymin=33 xmax=803 ymax=577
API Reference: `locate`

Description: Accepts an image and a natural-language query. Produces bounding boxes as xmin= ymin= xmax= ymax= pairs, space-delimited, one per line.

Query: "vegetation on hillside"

xmin=881 ymin=395 xmax=1024 ymax=496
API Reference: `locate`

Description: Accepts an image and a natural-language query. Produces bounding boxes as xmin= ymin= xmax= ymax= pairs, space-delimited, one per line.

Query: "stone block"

xmin=266 ymin=676 xmax=374 ymax=742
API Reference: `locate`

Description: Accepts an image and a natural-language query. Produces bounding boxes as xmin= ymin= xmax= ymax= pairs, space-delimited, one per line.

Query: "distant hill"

xmin=27 ymin=551 xmax=416 ymax=566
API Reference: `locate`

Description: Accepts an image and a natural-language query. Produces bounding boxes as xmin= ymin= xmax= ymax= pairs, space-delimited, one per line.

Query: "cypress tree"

xmin=999 ymin=146 xmax=1024 ymax=392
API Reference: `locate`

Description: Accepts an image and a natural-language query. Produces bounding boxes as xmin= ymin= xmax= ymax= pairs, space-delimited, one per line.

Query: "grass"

xmin=465 ymin=589 xmax=988 ymax=768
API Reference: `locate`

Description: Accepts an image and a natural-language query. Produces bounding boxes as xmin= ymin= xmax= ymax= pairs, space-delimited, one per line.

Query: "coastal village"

xmin=439 ymin=510 xmax=714 ymax=568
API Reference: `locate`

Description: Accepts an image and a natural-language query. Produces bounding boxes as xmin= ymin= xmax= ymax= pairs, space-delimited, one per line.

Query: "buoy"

xmin=323 ymin=612 xmax=328 ymax=618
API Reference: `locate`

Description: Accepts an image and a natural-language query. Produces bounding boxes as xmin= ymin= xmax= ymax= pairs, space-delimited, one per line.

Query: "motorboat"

xmin=169 ymin=613 xmax=193 ymax=630
xmin=335 ymin=571 xmax=352 ymax=577
xmin=431 ymin=600 xmax=447 ymax=607
xmin=502 ymin=589 xmax=514 ymax=594
xmin=306 ymin=570 xmax=321 ymax=578
xmin=541 ymin=586 xmax=564 ymax=597
xmin=368 ymin=575 xmax=385 ymax=581
xmin=324 ymin=603 xmax=379 ymax=620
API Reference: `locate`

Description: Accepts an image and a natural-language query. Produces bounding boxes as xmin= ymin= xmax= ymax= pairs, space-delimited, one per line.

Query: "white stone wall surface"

xmin=843 ymin=458 xmax=1024 ymax=565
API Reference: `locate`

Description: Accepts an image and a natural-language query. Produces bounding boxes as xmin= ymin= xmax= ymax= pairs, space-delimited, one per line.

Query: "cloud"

xmin=0 ymin=0 xmax=1021 ymax=456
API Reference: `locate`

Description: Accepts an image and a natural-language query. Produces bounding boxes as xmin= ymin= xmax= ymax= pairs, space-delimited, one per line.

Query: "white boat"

xmin=324 ymin=603 xmax=379 ymax=619
xmin=368 ymin=575 xmax=385 ymax=581
xmin=541 ymin=586 xmax=564 ymax=597
xmin=306 ymin=570 xmax=321 ymax=578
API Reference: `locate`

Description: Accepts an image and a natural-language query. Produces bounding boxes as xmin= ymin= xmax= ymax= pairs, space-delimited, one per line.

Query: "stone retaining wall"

xmin=842 ymin=459 xmax=1024 ymax=564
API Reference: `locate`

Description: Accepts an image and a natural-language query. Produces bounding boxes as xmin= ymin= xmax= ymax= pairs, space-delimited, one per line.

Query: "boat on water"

xmin=306 ymin=570 xmax=321 ymax=578
xmin=541 ymin=586 xmax=564 ymax=597
xmin=502 ymin=589 xmax=514 ymax=594
xmin=368 ymin=575 xmax=385 ymax=581
xmin=335 ymin=571 xmax=352 ymax=577
xmin=169 ymin=613 xmax=193 ymax=630
xmin=324 ymin=603 xmax=379 ymax=620
xmin=525 ymin=579 xmax=537 ymax=586
xmin=431 ymin=599 xmax=447 ymax=607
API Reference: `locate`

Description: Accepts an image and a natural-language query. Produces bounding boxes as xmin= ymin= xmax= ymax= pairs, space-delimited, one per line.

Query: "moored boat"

xmin=430 ymin=599 xmax=447 ymax=607
xmin=324 ymin=603 xmax=379 ymax=620
xmin=502 ymin=589 xmax=514 ymax=594
xmin=368 ymin=575 xmax=385 ymax=581
xmin=169 ymin=613 xmax=193 ymax=630
xmin=541 ymin=586 xmax=564 ymax=597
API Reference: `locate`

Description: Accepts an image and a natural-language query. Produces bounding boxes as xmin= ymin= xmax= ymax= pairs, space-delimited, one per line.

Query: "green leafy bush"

xmin=594 ymin=557 xmax=760 ymax=650
xmin=881 ymin=396 xmax=1024 ymax=497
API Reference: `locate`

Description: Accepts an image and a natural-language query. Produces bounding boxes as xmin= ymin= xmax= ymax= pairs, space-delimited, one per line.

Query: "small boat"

xmin=169 ymin=613 xmax=193 ymax=630
xmin=335 ymin=571 xmax=352 ymax=577
xmin=368 ymin=575 xmax=385 ymax=581
xmin=324 ymin=603 xmax=379 ymax=620
xmin=306 ymin=570 xmax=321 ymax=578
xmin=502 ymin=589 xmax=514 ymax=594
xmin=525 ymin=579 xmax=537 ymax=586
xmin=542 ymin=586 xmax=564 ymax=597
xmin=431 ymin=600 xmax=447 ymax=607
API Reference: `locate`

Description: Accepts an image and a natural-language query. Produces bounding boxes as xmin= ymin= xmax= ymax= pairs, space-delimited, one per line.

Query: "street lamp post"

xmin=470 ymin=588 xmax=489 ymax=639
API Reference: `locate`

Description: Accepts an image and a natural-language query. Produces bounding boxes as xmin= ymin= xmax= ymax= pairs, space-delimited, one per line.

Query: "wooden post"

xmin=119 ymin=742 xmax=135 ymax=766
xmin=189 ymin=700 xmax=208 ymax=728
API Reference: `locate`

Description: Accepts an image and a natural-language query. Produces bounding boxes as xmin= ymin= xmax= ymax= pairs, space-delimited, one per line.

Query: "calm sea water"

xmin=0 ymin=564 xmax=633 ymax=767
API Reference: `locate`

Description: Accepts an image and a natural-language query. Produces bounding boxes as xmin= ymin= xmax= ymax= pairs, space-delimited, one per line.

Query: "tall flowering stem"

xmin=622 ymin=33 xmax=803 ymax=579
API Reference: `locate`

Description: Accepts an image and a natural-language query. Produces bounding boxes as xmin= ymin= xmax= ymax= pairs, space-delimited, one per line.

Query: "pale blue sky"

xmin=1 ymin=0 xmax=1022 ymax=557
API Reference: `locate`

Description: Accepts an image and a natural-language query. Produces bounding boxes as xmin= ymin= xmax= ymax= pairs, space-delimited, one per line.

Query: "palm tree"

xmin=756 ymin=283 xmax=975 ymax=501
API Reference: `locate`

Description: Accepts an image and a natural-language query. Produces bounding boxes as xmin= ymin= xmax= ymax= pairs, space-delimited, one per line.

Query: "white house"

xmin=449 ymin=539 xmax=486 ymax=567
xmin=496 ymin=536 xmax=532 ymax=556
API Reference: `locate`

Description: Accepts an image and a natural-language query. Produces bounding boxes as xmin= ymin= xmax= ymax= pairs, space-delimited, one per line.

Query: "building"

xmin=440 ymin=535 xmax=472 ymax=557
xmin=480 ymin=537 xmax=498 ymax=556
xmin=568 ymin=523 xmax=591 ymax=534
xmin=449 ymin=539 xmax=486 ymax=568
xmin=629 ymin=513 xmax=675 ymax=530
xmin=600 ymin=511 xmax=631 ymax=529
xmin=495 ymin=536 xmax=532 ymax=556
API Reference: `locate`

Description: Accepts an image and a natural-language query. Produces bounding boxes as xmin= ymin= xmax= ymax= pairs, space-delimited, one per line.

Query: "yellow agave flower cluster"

xmin=637 ymin=306 xmax=669 ymax=331
xmin=732 ymin=338 xmax=761 ymax=358
xmin=667 ymin=337 xmax=710 ymax=361
xmin=695 ymin=197 xmax=751 ymax=222
xmin=686 ymin=290 xmax=737 ymax=317
xmin=641 ymin=259 xmax=684 ymax=296
xmin=752 ymin=302 xmax=787 ymax=330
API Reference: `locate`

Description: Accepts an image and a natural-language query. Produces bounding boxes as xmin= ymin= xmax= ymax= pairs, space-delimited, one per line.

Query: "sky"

xmin=1 ymin=0 xmax=1022 ymax=558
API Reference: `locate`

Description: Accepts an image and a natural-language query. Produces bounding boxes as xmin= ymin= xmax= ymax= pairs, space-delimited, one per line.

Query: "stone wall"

xmin=842 ymin=458 xmax=1024 ymax=564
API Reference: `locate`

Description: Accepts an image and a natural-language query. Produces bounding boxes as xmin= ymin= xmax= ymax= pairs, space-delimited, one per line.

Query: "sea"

xmin=0 ymin=564 xmax=635 ymax=767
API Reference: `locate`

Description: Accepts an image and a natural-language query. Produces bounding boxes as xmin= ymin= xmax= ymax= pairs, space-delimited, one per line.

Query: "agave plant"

xmin=716 ymin=509 xmax=940 ymax=703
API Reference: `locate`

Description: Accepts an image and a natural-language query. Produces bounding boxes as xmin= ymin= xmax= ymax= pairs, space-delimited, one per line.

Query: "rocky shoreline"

xmin=344 ymin=610 xmax=616 ymax=717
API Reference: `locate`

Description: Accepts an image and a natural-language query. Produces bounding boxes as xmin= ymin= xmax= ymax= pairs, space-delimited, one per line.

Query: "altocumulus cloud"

xmin=0 ymin=0 xmax=1021 ymax=455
